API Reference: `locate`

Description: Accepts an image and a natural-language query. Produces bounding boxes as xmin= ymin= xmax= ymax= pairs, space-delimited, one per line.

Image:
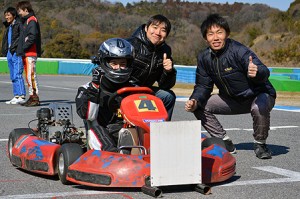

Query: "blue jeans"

xmin=7 ymin=51 xmax=26 ymax=96
xmin=152 ymin=87 xmax=176 ymax=121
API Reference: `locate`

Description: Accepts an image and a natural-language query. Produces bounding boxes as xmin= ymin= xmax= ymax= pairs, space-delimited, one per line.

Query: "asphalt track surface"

xmin=0 ymin=74 xmax=300 ymax=199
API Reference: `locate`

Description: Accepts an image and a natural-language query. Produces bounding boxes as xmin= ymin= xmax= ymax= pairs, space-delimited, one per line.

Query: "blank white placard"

xmin=150 ymin=120 xmax=202 ymax=186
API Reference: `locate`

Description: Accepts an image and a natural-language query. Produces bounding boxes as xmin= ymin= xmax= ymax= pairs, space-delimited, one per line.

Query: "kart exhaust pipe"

xmin=141 ymin=185 xmax=162 ymax=198
xmin=193 ymin=183 xmax=211 ymax=195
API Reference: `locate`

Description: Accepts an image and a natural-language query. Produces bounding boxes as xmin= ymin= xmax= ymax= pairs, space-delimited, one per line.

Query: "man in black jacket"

xmin=16 ymin=1 xmax=42 ymax=107
xmin=185 ymin=14 xmax=276 ymax=159
xmin=2 ymin=7 xmax=26 ymax=104
xmin=127 ymin=14 xmax=177 ymax=120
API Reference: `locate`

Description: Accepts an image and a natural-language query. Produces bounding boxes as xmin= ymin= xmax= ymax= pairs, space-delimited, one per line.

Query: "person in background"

xmin=185 ymin=14 xmax=276 ymax=159
xmin=2 ymin=7 xmax=26 ymax=105
xmin=76 ymin=38 xmax=135 ymax=153
xmin=16 ymin=1 xmax=41 ymax=107
xmin=127 ymin=14 xmax=177 ymax=121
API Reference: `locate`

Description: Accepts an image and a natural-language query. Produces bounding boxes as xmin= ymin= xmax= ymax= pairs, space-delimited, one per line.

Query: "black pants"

xmin=193 ymin=93 xmax=275 ymax=141
xmin=86 ymin=120 xmax=121 ymax=152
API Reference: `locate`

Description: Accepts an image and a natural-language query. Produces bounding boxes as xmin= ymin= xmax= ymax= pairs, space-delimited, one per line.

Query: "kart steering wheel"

xmin=107 ymin=87 xmax=154 ymax=112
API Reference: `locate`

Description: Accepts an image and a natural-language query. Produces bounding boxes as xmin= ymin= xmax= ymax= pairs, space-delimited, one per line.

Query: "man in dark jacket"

xmin=127 ymin=14 xmax=177 ymax=120
xmin=2 ymin=7 xmax=26 ymax=104
xmin=16 ymin=1 xmax=42 ymax=107
xmin=185 ymin=14 xmax=276 ymax=159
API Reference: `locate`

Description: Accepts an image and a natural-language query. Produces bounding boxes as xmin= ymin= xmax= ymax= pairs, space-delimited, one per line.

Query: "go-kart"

xmin=7 ymin=87 xmax=236 ymax=197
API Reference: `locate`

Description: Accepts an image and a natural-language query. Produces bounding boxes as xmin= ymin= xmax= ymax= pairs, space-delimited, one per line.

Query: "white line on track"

xmin=0 ymin=126 xmax=299 ymax=142
xmin=274 ymin=107 xmax=300 ymax=112
xmin=243 ymin=126 xmax=299 ymax=131
xmin=221 ymin=166 xmax=300 ymax=187
xmin=176 ymin=97 xmax=300 ymax=112
xmin=0 ymin=81 xmax=10 ymax=84
xmin=0 ymin=191 xmax=124 ymax=199
xmin=2 ymin=80 xmax=300 ymax=112
xmin=0 ymin=114 xmax=32 ymax=116
xmin=0 ymin=81 xmax=76 ymax=91
xmin=41 ymin=85 xmax=76 ymax=90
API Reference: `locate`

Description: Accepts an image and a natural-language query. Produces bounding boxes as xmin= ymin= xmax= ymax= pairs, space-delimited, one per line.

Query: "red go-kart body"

xmin=8 ymin=87 xmax=236 ymax=188
xmin=9 ymin=134 xmax=60 ymax=175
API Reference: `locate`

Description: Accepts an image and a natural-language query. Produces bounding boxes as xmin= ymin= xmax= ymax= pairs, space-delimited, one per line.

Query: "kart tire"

xmin=201 ymin=137 xmax=226 ymax=150
xmin=8 ymin=128 xmax=33 ymax=166
xmin=57 ymin=143 xmax=83 ymax=185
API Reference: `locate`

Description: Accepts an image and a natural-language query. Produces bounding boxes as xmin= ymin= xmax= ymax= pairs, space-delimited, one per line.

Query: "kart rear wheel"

xmin=57 ymin=143 xmax=83 ymax=185
xmin=201 ymin=137 xmax=226 ymax=150
xmin=8 ymin=128 xmax=33 ymax=165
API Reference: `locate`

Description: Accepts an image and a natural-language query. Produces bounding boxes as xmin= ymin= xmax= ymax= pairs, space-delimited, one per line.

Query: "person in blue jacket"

xmin=1 ymin=7 xmax=26 ymax=104
xmin=185 ymin=14 xmax=276 ymax=159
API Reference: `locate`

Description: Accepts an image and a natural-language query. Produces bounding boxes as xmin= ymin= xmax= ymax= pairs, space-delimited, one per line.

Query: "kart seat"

xmin=118 ymin=128 xmax=142 ymax=155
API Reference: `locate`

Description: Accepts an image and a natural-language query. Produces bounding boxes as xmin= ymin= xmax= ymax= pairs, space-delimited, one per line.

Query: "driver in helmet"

xmin=75 ymin=38 xmax=134 ymax=153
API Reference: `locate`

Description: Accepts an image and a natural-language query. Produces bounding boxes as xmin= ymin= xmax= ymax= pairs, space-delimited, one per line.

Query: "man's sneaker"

xmin=5 ymin=96 xmax=18 ymax=104
xmin=21 ymin=95 xmax=40 ymax=107
xmin=118 ymin=128 xmax=134 ymax=155
xmin=224 ymin=139 xmax=236 ymax=154
xmin=254 ymin=143 xmax=272 ymax=159
xmin=12 ymin=97 xmax=26 ymax=104
xmin=5 ymin=96 xmax=25 ymax=105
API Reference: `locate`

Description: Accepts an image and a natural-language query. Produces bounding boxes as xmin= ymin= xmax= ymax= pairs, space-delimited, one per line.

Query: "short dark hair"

xmin=200 ymin=14 xmax=230 ymax=39
xmin=16 ymin=1 xmax=33 ymax=13
xmin=4 ymin=7 xmax=17 ymax=17
xmin=146 ymin=14 xmax=171 ymax=36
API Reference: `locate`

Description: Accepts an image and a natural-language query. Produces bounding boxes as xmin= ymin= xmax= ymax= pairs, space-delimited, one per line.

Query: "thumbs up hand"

xmin=163 ymin=53 xmax=173 ymax=72
xmin=248 ymin=56 xmax=258 ymax=78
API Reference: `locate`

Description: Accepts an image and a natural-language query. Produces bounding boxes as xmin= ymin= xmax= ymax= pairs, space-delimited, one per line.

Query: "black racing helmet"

xmin=98 ymin=38 xmax=134 ymax=84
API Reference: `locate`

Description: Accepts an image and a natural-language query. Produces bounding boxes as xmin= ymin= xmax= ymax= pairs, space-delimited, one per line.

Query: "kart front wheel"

xmin=8 ymin=128 xmax=33 ymax=165
xmin=57 ymin=143 xmax=83 ymax=185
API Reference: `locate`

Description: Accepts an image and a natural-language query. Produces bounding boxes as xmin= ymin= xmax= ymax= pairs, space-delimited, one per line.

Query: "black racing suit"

xmin=75 ymin=67 xmax=132 ymax=151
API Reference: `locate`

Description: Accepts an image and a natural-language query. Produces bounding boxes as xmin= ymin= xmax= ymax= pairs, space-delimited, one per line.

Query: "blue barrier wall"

xmin=1 ymin=57 xmax=299 ymax=91
xmin=58 ymin=61 xmax=96 ymax=75
xmin=176 ymin=66 xmax=196 ymax=83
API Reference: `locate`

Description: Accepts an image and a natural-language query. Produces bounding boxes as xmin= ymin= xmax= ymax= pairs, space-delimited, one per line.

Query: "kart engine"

xmin=36 ymin=103 xmax=85 ymax=145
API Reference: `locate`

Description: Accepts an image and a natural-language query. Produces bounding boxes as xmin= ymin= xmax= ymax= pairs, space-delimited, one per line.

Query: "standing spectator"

xmin=16 ymin=1 xmax=41 ymax=107
xmin=2 ymin=7 xmax=26 ymax=105
xmin=185 ymin=14 xmax=276 ymax=159
xmin=127 ymin=14 xmax=176 ymax=121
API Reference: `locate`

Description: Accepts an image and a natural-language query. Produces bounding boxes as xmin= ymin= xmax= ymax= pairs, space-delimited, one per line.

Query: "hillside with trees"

xmin=1 ymin=0 xmax=299 ymax=67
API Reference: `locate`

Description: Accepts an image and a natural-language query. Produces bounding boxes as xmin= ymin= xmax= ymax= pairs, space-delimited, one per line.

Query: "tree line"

xmin=1 ymin=0 xmax=299 ymax=66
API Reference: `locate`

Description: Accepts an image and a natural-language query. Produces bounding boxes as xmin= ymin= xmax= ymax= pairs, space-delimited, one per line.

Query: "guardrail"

xmin=1 ymin=58 xmax=300 ymax=92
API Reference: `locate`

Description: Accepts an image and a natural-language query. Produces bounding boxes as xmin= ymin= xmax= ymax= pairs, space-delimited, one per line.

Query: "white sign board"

xmin=150 ymin=120 xmax=202 ymax=186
